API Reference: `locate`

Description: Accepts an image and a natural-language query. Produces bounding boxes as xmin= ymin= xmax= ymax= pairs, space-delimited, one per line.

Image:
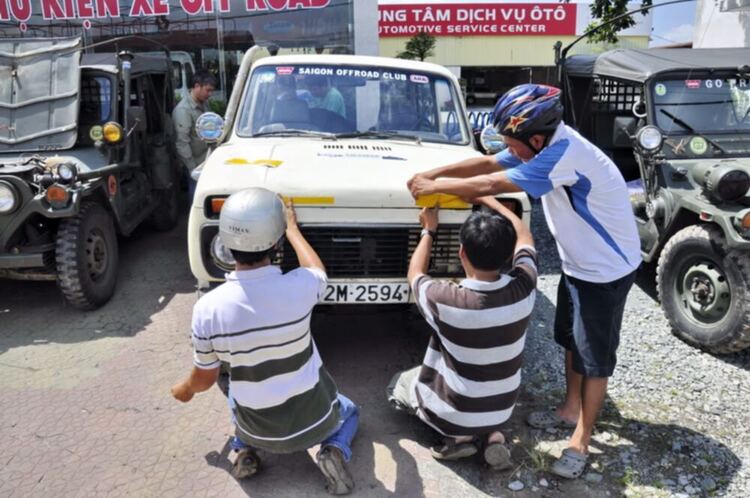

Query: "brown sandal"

xmin=430 ymin=438 xmax=479 ymax=460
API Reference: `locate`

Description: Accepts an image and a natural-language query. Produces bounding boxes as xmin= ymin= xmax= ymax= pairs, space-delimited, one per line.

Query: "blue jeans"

xmin=228 ymin=393 xmax=359 ymax=462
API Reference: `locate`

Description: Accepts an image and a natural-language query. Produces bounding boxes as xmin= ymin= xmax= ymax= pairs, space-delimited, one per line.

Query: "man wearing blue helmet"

xmin=408 ymin=83 xmax=641 ymax=480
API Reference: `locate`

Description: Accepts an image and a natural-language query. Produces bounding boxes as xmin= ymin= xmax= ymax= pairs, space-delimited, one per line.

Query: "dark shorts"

xmin=554 ymin=271 xmax=636 ymax=377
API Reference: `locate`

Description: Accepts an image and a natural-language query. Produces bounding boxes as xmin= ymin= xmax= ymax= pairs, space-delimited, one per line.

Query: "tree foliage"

xmin=584 ymin=0 xmax=654 ymax=44
xmin=397 ymin=31 xmax=436 ymax=61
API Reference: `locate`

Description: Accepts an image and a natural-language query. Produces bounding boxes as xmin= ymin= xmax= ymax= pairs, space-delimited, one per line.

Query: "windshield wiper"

xmin=252 ymin=129 xmax=335 ymax=139
xmin=334 ymin=130 xmax=422 ymax=144
xmin=659 ymin=109 xmax=727 ymax=154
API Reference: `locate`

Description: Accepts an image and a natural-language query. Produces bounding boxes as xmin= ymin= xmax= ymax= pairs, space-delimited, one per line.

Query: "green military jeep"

xmin=0 ymin=37 xmax=180 ymax=309
xmin=557 ymin=47 xmax=750 ymax=353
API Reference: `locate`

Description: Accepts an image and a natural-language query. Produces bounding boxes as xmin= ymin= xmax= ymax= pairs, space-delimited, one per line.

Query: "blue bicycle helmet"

xmin=492 ymin=84 xmax=563 ymax=140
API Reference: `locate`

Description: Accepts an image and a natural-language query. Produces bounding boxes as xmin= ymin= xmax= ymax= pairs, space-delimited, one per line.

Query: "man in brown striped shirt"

xmin=387 ymin=196 xmax=536 ymax=468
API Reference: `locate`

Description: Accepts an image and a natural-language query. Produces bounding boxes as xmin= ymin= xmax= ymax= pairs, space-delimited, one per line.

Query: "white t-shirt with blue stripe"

xmin=499 ymin=122 xmax=641 ymax=283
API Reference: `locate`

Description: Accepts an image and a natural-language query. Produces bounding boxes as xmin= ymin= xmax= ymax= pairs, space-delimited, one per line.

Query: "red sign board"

xmin=379 ymin=3 xmax=576 ymax=37
xmin=0 ymin=0 xmax=331 ymax=23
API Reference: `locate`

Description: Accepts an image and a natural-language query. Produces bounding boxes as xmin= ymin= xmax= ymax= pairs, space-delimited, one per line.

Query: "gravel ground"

xmin=508 ymin=201 xmax=750 ymax=497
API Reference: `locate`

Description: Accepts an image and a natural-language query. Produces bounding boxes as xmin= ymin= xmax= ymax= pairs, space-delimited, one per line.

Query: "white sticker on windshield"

xmin=655 ymin=83 xmax=667 ymax=96
xmin=410 ymin=74 xmax=429 ymax=84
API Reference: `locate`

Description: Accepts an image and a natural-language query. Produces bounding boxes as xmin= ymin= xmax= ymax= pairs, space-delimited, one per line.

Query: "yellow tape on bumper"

xmin=416 ymin=194 xmax=470 ymax=209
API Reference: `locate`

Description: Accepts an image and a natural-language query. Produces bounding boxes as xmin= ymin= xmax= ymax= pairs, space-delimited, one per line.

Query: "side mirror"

xmin=127 ymin=106 xmax=147 ymax=132
xmin=612 ymin=116 xmax=637 ymax=148
xmin=196 ymin=112 xmax=225 ymax=143
xmin=479 ymin=124 xmax=506 ymax=155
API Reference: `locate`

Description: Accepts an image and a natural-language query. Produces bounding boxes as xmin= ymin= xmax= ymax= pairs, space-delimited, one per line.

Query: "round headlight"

xmin=636 ymin=126 xmax=663 ymax=153
xmin=210 ymin=233 xmax=235 ymax=271
xmin=479 ymin=124 xmax=506 ymax=155
xmin=196 ymin=112 xmax=225 ymax=143
xmin=57 ymin=163 xmax=77 ymax=183
xmin=102 ymin=122 xmax=124 ymax=144
xmin=0 ymin=181 xmax=18 ymax=214
xmin=715 ymin=169 xmax=750 ymax=202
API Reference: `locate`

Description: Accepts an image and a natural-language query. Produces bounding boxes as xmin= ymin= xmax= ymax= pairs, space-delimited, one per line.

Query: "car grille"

xmin=276 ymin=225 xmax=463 ymax=278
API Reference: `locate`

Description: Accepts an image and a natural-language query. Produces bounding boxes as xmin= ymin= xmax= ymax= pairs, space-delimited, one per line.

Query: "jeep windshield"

xmin=652 ymin=78 xmax=750 ymax=135
xmin=235 ymin=64 xmax=470 ymax=145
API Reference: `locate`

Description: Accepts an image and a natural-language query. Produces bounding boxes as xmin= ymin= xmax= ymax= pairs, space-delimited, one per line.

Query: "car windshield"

xmin=79 ymin=75 xmax=113 ymax=125
xmin=652 ymin=78 xmax=750 ymax=134
xmin=235 ymin=64 xmax=469 ymax=145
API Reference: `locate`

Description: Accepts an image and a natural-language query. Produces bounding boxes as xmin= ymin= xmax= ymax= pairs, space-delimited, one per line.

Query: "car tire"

xmin=55 ymin=202 xmax=119 ymax=310
xmin=656 ymin=224 xmax=750 ymax=354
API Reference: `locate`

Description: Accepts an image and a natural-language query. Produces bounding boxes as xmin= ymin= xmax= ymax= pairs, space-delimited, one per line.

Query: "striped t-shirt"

xmin=411 ymin=246 xmax=537 ymax=436
xmin=191 ymin=265 xmax=340 ymax=453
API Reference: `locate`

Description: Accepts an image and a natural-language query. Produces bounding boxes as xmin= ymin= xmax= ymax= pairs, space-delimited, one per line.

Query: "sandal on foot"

xmin=483 ymin=442 xmax=513 ymax=470
xmin=526 ymin=410 xmax=577 ymax=429
xmin=430 ymin=438 xmax=479 ymax=461
xmin=231 ymin=448 xmax=261 ymax=479
xmin=317 ymin=446 xmax=354 ymax=495
xmin=551 ymin=448 xmax=588 ymax=479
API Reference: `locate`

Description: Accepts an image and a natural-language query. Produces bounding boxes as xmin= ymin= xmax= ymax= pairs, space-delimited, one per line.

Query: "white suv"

xmin=188 ymin=48 xmax=530 ymax=304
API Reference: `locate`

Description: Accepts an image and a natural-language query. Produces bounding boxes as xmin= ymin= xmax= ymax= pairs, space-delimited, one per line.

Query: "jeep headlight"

xmin=636 ymin=126 xmax=663 ymax=154
xmin=694 ymin=163 xmax=750 ymax=202
xmin=715 ymin=169 xmax=750 ymax=202
xmin=0 ymin=181 xmax=18 ymax=214
xmin=57 ymin=163 xmax=77 ymax=183
xmin=210 ymin=233 xmax=235 ymax=270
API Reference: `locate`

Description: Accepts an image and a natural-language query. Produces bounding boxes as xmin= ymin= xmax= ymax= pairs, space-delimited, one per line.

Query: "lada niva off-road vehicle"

xmin=0 ymin=37 xmax=180 ymax=309
xmin=188 ymin=48 xmax=530 ymax=305
xmin=558 ymin=47 xmax=750 ymax=353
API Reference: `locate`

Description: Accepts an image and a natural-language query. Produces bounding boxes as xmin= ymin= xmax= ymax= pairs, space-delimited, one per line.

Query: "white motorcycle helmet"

xmin=219 ymin=188 xmax=286 ymax=252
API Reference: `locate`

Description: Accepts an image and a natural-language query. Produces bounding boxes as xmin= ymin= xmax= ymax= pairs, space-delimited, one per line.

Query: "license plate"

xmin=322 ymin=283 xmax=411 ymax=304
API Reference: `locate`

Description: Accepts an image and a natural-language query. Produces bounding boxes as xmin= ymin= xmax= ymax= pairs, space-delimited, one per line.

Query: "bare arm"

xmin=410 ymin=171 xmax=523 ymax=200
xmin=407 ymin=208 xmax=439 ymax=284
xmin=477 ymin=196 xmax=534 ymax=251
xmin=171 ymin=366 xmax=219 ymax=402
xmin=420 ymin=155 xmax=501 ymax=180
xmin=284 ymin=200 xmax=325 ymax=273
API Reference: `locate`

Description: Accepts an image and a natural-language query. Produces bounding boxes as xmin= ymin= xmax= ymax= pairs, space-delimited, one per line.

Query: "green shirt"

xmin=172 ymin=93 xmax=208 ymax=171
xmin=310 ymin=87 xmax=346 ymax=118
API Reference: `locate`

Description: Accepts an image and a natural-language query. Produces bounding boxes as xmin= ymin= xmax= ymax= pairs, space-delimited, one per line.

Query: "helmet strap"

xmin=523 ymin=134 xmax=551 ymax=155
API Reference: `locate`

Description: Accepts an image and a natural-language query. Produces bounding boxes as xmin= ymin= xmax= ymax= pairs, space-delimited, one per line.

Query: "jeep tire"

xmin=657 ymin=224 xmax=750 ymax=354
xmin=56 ymin=202 xmax=119 ymax=310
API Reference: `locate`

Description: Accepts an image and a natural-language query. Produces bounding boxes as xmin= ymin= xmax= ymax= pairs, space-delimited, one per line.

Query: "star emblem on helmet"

xmin=504 ymin=115 xmax=528 ymax=134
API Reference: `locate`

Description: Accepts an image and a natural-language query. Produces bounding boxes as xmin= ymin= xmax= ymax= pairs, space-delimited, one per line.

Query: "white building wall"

xmin=354 ymin=0 xmax=379 ymax=55
xmin=693 ymin=0 xmax=750 ymax=47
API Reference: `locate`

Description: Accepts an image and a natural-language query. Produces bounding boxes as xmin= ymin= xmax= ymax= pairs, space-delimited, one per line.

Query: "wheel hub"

xmin=85 ymin=230 xmax=108 ymax=279
xmin=680 ymin=262 xmax=730 ymax=321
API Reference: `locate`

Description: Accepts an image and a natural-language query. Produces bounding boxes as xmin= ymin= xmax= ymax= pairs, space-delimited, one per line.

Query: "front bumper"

xmin=0 ymin=251 xmax=45 ymax=269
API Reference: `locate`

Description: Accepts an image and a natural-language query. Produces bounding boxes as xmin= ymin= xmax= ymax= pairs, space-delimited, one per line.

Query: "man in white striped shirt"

xmin=388 ymin=196 xmax=536 ymax=469
xmin=171 ymin=188 xmax=357 ymax=495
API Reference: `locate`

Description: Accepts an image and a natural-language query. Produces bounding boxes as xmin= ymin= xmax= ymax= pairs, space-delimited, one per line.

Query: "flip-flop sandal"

xmin=527 ymin=410 xmax=578 ymax=429
xmin=483 ymin=442 xmax=513 ymax=470
xmin=430 ymin=438 xmax=479 ymax=461
xmin=551 ymin=448 xmax=588 ymax=479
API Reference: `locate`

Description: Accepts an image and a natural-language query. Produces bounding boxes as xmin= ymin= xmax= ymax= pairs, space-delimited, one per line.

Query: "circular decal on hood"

xmin=689 ymin=136 xmax=708 ymax=155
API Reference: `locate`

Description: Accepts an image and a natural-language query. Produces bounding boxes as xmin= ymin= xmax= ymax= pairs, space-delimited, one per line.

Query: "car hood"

xmin=195 ymin=138 xmax=483 ymax=208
